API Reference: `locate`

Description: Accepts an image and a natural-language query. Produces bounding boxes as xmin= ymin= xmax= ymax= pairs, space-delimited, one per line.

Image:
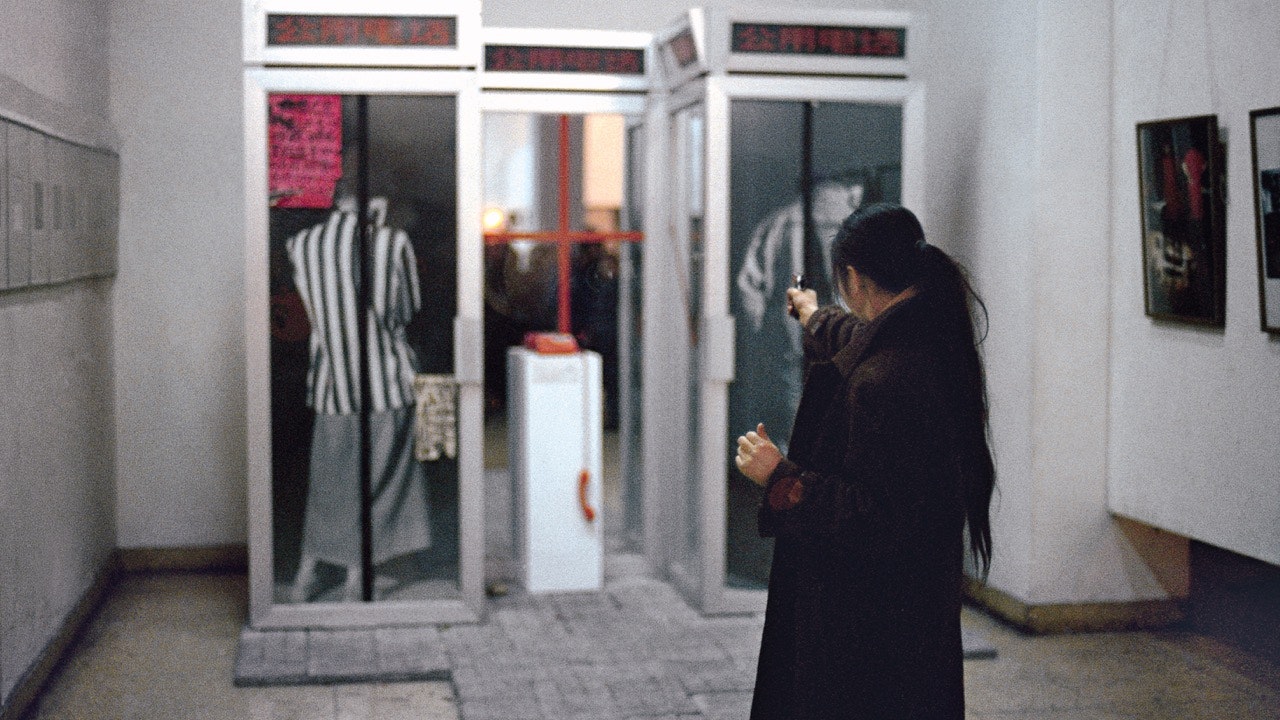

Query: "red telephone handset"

xmin=578 ymin=470 xmax=596 ymax=523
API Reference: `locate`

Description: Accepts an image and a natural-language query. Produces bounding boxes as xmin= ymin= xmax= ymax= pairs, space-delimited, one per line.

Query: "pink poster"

xmin=269 ymin=94 xmax=343 ymax=209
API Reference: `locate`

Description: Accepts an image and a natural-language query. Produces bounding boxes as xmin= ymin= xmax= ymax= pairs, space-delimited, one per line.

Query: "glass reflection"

xmin=727 ymin=100 xmax=903 ymax=589
xmin=682 ymin=109 xmax=705 ymax=576
xmin=268 ymin=93 xmax=459 ymax=603
xmin=619 ymin=122 xmax=646 ymax=551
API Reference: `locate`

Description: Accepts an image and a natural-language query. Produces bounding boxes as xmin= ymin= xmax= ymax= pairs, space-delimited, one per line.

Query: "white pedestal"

xmin=507 ymin=348 xmax=603 ymax=593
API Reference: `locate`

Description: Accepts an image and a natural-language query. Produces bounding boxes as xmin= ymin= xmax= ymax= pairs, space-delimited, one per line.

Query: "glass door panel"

xmin=726 ymin=99 xmax=903 ymax=590
xmin=481 ymin=110 xmax=634 ymax=567
xmin=618 ymin=120 xmax=646 ymax=552
xmin=666 ymin=104 xmax=706 ymax=595
xmin=268 ymin=92 xmax=460 ymax=604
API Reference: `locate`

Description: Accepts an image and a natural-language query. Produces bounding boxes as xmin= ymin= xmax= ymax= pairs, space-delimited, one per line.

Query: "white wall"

xmin=1108 ymin=0 xmax=1280 ymax=566
xmin=0 ymin=1 xmax=110 ymax=115
xmin=0 ymin=286 xmax=116 ymax=702
xmin=892 ymin=0 xmax=1186 ymax=606
xmin=0 ymin=0 xmax=116 ymax=704
xmin=488 ymin=0 xmax=777 ymax=32
xmin=109 ymin=0 xmax=246 ymax=548
xmin=907 ymin=0 xmax=1041 ymax=599
xmin=485 ymin=0 xmax=901 ymax=32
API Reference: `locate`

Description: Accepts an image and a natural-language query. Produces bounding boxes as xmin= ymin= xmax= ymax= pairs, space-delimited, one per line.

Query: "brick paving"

xmin=236 ymin=568 xmax=996 ymax=719
xmin=236 ymin=572 xmax=759 ymax=719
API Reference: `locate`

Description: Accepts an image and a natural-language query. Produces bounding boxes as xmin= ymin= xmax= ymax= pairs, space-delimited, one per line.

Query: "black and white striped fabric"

xmin=287 ymin=210 xmax=422 ymax=415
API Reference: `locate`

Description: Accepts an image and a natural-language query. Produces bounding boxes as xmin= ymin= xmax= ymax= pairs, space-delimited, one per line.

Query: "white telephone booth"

xmin=644 ymin=7 xmax=927 ymax=614
xmin=242 ymin=0 xmax=486 ymax=627
xmin=476 ymin=27 xmax=653 ymax=585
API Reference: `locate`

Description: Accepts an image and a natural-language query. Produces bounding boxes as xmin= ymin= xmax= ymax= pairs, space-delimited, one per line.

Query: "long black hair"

xmin=831 ymin=203 xmax=996 ymax=577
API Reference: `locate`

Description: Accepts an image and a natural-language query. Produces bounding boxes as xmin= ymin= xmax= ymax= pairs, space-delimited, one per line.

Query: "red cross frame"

xmin=483 ymin=115 xmax=644 ymax=335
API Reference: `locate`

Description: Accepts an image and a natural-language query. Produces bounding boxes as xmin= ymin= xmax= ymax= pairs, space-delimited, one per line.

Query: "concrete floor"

xmin=23 ymin=573 xmax=456 ymax=720
xmin=20 ymin=570 xmax=1280 ymax=720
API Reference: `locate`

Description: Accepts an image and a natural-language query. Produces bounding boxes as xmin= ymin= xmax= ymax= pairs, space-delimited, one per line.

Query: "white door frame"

xmin=477 ymin=87 xmax=647 ymax=582
xmin=654 ymin=72 xmax=925 ymax=615
xmin=243 ymin=67 xmax=484 ymax=628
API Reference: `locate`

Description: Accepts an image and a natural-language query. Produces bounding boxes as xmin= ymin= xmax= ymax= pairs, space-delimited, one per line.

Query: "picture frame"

xmin=1249 ymin=106 xmax=1280 ymax=333
xmin=1136 ymin=115 xmax=1226 ymax=326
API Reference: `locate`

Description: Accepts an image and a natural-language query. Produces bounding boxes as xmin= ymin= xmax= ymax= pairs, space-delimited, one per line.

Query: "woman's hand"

xmin=786 ymin=287 xmax=819 ymax=327
xmin=735 ymin=423 xmax=783 ymax=487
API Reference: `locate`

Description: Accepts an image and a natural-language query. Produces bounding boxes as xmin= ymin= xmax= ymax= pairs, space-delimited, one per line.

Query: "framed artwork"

xmin=1136 ymin=115 xmax=1226 ymax=326
xmin=1249 ymin=106 xmax=1280 ymax=333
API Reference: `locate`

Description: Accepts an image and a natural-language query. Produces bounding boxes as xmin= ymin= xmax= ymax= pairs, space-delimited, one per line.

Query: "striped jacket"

xmin=286 ymin=210 xmax=422 ymax=415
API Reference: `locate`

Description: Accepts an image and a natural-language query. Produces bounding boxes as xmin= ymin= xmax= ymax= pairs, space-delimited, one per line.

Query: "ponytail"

xmin=831 ymin=203 xmax=996 ymax=577
xmin=917 ymin=244 xmax=994 ymax=577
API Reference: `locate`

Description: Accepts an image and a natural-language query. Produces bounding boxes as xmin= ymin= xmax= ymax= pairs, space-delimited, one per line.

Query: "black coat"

xmin=750 ymin=296 xmax=989 ymax=720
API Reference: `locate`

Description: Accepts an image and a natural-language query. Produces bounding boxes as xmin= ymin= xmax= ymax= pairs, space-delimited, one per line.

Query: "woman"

xmin=734 ymin=203 xmax=995 ymax=719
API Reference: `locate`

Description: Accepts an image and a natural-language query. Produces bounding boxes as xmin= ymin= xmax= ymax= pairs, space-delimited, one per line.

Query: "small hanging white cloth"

xmin=413 ymin=373 xmax=458 ymax=461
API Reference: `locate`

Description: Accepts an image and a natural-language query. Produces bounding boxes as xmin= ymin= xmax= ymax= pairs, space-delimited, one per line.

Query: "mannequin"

xmin=286 ymin=196 xmax=431 ymax=602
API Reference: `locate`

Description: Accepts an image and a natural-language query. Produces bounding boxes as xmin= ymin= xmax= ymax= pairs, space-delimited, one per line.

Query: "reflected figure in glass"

xmin=735 ymin=175 xmax=864 ymax=456
xmin=726 ymin=99 xmax=903 ymax=590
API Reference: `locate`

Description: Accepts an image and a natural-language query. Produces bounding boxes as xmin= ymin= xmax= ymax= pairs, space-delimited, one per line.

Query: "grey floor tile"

xmin=333 ymin=683 xmax=458 ymax=720
xmin=236 ymin=629 xmax=310 ymax=684
xmin=693 ymin=691 xmax=754 ymax=720
xmin=663 ymin=659 xmax=756 ymax=694
xmin=457 ymin=699 xmax=546 ymax=720
xmin=375 ymin=626 xmax=449 ymax=676
xmin=308 ymin=629 xmax=378 ymax=680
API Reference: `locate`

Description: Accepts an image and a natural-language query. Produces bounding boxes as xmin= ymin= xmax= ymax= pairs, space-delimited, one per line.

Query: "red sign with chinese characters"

xmin=268 ymin=94 xmax=342 ymax=209
xmin=267 ymin=14 xmax=457 ymax=47
xmin=731 ymin=23 xmax=906 ymax=58
xmin=485 ymin=45 xmax=644 ymax=74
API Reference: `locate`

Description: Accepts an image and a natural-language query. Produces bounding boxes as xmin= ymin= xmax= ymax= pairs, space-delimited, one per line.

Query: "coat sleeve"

xmin=803 ymin=306 xmax=863 ymax=362
xmin=757 ymin=358 xmax=905 ymax=545
xmin=757 ymin=446 xmax=882 ymax=545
